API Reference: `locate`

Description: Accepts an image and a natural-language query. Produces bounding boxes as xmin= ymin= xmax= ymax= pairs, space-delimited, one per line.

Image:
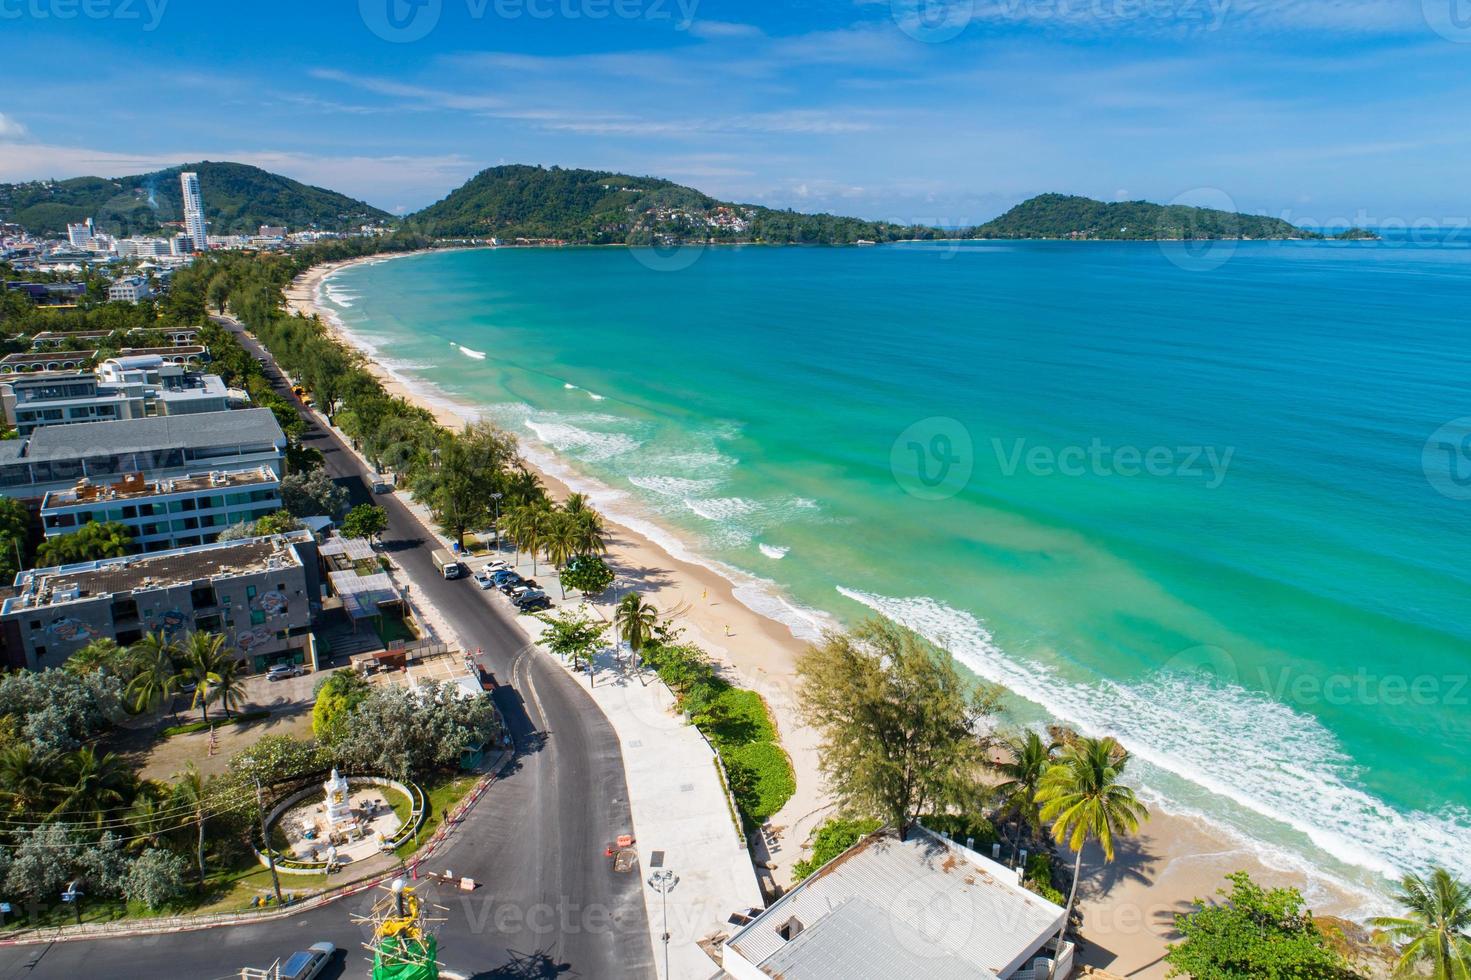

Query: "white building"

xmin=2 ymin=356 xmax=231 ymax=437
xmin=180 ymin=171 xmax=208 ymax=252
xmin=108 ymin=276 xmax=153 ymax=303
xmin=120 ymin=238 xmax=169 ymax=258
xmin=723 ymin=826 xmax=1074 ymax=980
xmin=66 ymin=219 xmax=95 ymax=248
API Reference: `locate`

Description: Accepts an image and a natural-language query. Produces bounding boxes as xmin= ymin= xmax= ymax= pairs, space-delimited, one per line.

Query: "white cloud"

xmin=687 ymin=20 xmax=764 ymax=39
xmin=0 ymin=113 xmax=28 ymax=141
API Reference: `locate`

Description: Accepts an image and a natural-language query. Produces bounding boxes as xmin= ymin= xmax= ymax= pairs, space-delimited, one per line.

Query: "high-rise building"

xmin=180 ymin=171 xmax=208 ymax=251
xmin=66 ymin=218 xmax=94 ymax=248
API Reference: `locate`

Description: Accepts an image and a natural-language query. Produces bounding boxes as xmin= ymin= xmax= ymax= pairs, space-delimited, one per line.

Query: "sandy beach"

xmin=284 ymin=253 xmax=1372 ymax=979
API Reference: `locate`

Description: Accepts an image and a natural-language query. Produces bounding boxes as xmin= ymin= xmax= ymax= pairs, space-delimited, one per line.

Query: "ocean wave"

xmin=759 ymin=543 xmax=789 ymax=559
xmin=683 ymin=497 xmax=759 ymax=522
xmin=628 ymin=475 xmax=724 ymax=498
xmin=522 ymin=419 xmax=641 ymax=462
xmin=453 ymin=343 xmax=487 ymax=360
xmin=836 ymin=586 xmax=1471 ymax=892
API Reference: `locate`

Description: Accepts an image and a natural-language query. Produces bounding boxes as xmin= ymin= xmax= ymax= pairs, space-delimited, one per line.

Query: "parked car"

xmin=496 ymin=575 xmax=527 ymax=595
xmin=473 ymin=568 xmax=498 ymax=590
xmin=518 ymin=596 xmax=552 ymax=613
xmin=278 ymin=942 xmax=336 ymax=980
xmin=490 ymin=569 xmax=520 ymax=586
xmin=512 ymin=589 xmax=549 ymax=608
xmin=266 ymin=664 xmax=304 ymax=681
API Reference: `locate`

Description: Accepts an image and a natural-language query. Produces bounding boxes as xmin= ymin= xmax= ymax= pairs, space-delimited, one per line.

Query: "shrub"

xmin=722 ymin=741 xmax=795 ymax=827
xmin=793 ymin=817 xmax=883 ymax=882
xmin=161 ymin=709 xmax=268 ymax=737
xmin=125 ymin=848 xmax=190 ymax=911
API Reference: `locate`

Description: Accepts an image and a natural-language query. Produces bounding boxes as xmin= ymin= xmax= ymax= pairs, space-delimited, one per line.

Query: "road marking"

xmin=513 ymin=644 xmax=549 ymax=732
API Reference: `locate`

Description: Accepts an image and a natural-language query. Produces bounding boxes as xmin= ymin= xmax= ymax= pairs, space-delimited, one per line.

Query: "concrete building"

xmin=107 ymin=275 xmax=153 ymax=303
xmin=180 ymin=171 xmax=208 ymax=252
xmin=66 ymin=219 xmax=95 ymax=248
xmin=4 ymin=281 xmax=86 ymax=307
xmin=723 ymin=827 xmax=1073 ymax=980
xmin=40 ymin=465 xmax=282 ymax=551
xmin=0 ymin=529 xmax=318 ymax=671
xmin=2 ymin=356 xmax=230 ymax=437
xmin=169 ymin=233 xmax=194 ymax=256
xmin=0 ymin=408 xmax=286 ymax=501
xmin=0 ymin=351 xmax=96 ymax=375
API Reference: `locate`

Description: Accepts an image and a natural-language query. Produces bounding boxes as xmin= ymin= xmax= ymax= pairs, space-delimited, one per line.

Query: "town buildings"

xmin=1 ymin=355 xmax=232 ymax=437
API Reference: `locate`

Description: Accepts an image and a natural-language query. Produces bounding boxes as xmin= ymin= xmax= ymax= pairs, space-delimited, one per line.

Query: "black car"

xmin=519 ymin=596 xmax=552 ymax=613
xmin=512 ymin=589 xmax=549 ymax=608
xmin=496 ymin=574 xmax=527 ymax=594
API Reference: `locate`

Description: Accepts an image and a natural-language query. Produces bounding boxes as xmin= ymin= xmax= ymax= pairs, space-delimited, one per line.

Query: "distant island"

xmin=1 ymin=161 xmax=1378 ymax=245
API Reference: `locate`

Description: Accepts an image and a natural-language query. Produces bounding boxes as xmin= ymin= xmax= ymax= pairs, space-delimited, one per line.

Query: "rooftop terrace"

xmin=41 ymin=465 xmax=279 ymax=508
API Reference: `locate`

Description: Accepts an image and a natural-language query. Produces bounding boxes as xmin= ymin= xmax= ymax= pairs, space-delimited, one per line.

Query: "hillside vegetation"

xmin=971 ymin=192 xmax=1316 ymax=240
xmin=0 ymin=161 xmax=390 ymax=237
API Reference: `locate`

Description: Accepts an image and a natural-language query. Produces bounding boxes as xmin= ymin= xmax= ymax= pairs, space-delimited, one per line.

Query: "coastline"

xmin=285 ymin=253 xmax=1375 ymax=979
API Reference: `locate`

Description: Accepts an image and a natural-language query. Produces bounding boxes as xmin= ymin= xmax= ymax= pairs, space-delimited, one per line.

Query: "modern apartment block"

xmin=40 ymin=465 xmax=282 ymax=551
xmin=180 ymin=171 xmax=208 ymax=252
xmin=0 ymin=529 xmax=319 ymax=671
xmin=107 ymin=276 xmax=154 ymax=303
xmin=0 ymin=408 xmax=286 ymax=501
xmin=1 ymin=356 xmax=231 ymax=436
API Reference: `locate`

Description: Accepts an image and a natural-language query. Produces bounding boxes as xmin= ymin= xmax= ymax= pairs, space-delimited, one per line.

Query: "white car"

xmin=266 ymin=664 xmax=304 ymax=681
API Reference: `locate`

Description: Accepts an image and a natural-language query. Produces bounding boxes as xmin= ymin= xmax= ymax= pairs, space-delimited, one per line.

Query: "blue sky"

xmin=1 ymin=0 xmax=1468 ymax=223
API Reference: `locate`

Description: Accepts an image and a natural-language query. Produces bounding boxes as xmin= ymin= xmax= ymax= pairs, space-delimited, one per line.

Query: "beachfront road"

xmin=0 ymin=317 xmax=656 ymax=980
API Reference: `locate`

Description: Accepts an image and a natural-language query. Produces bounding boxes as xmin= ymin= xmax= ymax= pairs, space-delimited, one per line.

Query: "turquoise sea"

xmin=321 ymin=237 xmax=1471 ymax=910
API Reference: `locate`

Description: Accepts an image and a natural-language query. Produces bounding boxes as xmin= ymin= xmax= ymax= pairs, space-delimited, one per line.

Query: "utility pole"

xmin=253 ymin=775 xmax=284 ymax=905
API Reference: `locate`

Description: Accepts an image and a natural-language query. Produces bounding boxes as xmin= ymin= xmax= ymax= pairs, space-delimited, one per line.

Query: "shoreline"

xmin=285 ymin=252 xmax=1378 ymax=978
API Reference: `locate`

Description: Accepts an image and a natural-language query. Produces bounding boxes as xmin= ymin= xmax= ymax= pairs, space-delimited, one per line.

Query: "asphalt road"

xmin=0 ymin=318 xmax=656 ymax=980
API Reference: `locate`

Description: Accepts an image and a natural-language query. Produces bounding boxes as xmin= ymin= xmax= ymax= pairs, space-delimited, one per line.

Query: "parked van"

xmin=432 ymin=549 xmax=462 ymax=579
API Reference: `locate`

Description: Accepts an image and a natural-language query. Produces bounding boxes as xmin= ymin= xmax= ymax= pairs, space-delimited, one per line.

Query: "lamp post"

xmin=646 ymin=869 xmax=678 ymax=980
xmin=490 ymin=492 xmax=503 ymax=557
xmin=60 ymin=881 xmax=81 ymax=926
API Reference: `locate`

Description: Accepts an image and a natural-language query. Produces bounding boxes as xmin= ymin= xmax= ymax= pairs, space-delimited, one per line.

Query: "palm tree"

xmin=564 ymin=492 xmax=590 ymax=515
xmin=126 ymin=787 xmax=174 ymax=852
xmin=1371 ymin=867 xmax=1471 ymax=979
xmin=179 ymin=631 xmax=231 ymax=724
xmin=210 ymin=653 xmax=247 ymax=719
xmin=573 ymin=508 xmax=608 ymax=556
xmin=614 ymin=591 xmax=659 ymax=662
xmin=51 ymin=746 xmax=134 ymax=825
xmin=172 ymin=763 xmax=210 ymax=888
xmin=544 ymin=514 xmax=579 ymax=595
xmin=0 ymin=742 xmax=61 ymax=816
xmin=64 ymin=638 xmax=124 ymax=676
xmin=1035 ymin=735 xmax=1149 ymax=976
xmin=506 ymin=503 xmax=553 ymax=574
xmin=504 ymin=468 xmax=544 ymax=506
xmin=992 ymin=729 xmax=1057 ymax=858
xmin=125 ymin=632 xmax=181 ymax=715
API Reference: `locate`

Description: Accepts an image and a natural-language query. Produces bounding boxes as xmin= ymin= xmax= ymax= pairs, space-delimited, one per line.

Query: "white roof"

xmin=726 ymin=826 xmax=1065 ymax=979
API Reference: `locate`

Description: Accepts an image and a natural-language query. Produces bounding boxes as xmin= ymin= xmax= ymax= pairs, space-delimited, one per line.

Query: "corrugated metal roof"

xmin=23 ymin=408 xmax=283 ymax=459
xmin=758 ymin=897 xmax=980 ymax=980
xmin=728 ymin=827 xmax=1064 ymax=979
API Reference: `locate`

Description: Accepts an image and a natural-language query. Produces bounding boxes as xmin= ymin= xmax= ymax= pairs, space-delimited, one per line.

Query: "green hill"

xmin=972 ymin=193 xmax=1314 ymax=240
xmin=0 ymin=161 xmax=390 ymax=237
xmin=408 ymin=164 xmax=940 ymax=244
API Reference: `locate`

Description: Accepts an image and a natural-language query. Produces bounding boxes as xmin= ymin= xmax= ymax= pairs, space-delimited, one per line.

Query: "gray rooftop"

xmin=20 ymin=408 xmax=284 ymax=460
xmin=726 ymin=827 xmax=1065 ymax=979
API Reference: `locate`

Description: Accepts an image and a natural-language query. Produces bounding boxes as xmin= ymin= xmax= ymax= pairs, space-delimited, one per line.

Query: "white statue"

xmin=324 ymin=768 xmax=353 ymax=826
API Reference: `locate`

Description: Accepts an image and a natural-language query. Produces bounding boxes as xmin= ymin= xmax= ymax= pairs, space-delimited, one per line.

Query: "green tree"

xmin=613 ymin=592 xmax=658 ymax=661
xmin=795 ymin=618 xmax=1000 ymax=840
xmin=35 ymin=520 xmax=134 ymax=566
xmin=64 ymin=638 xmax=126 ymax=677
xmin=1037 ymin=736 xmax=1150 ymax=973
xmin=792 ymin=816 xmax=882 ymax=882
xmin=230 ymin=733 xmax=331 ymax=786
xmin=992 ymin=729 xmax=1057 ymax=858
xmin=280 ymin=467 xmax=348 ymax=518
xmin=210 ymin=653 xmax=247 ymax=719
xmin=254 ymin=510 xmax=304 ymax=536
xmin=0 ymin=742 xmax=61 ymax=816
xmin=311 ymin=671 xmax=371 ymax=745
xmin=171 ymin=763 xmax=210 ymax=888
xmin=341 ymin=503 xmax=388 ymax=542
xmin=537 ymin=608 xmax=609 ymax=684
xmin=1166 ymin=872 xmax=1352 ymax=979
xmin=561 ymin=554 xmax=614 ymax=597
xmin=178 ymin=631 xmax=232 ymax=724
xmin=333 ymin=681 xmax=501 ymax=780
xmin=125 ymin=848 xmax=190 ymax=911
xmin=1371 ymin=867 xmax=1471 ymax=980
xmin=413 ymin=422 xmax=517 ymax=548
xmin=503 ymin=502 xmax=553 ymax=574
xmin=124 ymin=632 xmax=181 ymax=715
xmin=50 ymin=746 xmax=134 ymax=825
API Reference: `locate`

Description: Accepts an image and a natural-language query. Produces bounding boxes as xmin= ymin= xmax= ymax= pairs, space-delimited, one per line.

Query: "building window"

xmin=250 ymin=610 xmax=266 ymax=626
xmin=190 ymin=585 xmax=217 ymax=609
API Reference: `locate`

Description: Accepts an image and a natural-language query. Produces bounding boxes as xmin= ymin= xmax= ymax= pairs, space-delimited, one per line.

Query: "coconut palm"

xmin=125 ymin=632 xmax=181 ymax=715
xmin=614 ymin=591 xmax=659 ymax=660
xmin=210 ymin=652 xmax=247 ymax=718
xmin=1371 ymin=867 xmax=1471 ymax=979
xmin=544 ymin=514 xmax=579 ymax=594
xmin=172 ymin=763 xmax=210 ymax=887
xmin=51 ymin=746 xmax=134 ymax=825
xmin=506 ymin=503 xmax=553 ymax=574
xmin=126 ymin=787 xmax=174 ymax=852
xmin=573 ymin=508 xmax=608 ymax=556
xmin=503 ymin=468 xmax=545 ymax=506
xmin=0 ymin=742 xmax=61 ymax=816
xmin=564 ymin=492 xmax=591 ymax=515
xmin=1035 ymin=735 xmax=1149 ymax=976
xmin=992 ymin=729 xmax=1057 ymax=857
xmin=64 ymin=637 xmax=124 ymax=676
xmin=179 ymin=631 xmax=231 ymax=724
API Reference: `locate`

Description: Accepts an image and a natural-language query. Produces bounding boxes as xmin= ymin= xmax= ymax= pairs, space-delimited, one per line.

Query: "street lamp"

xmin=646 ymin=869 xmax=678 ymax=980
xmin=60 ymin=881 xmax=82 ymax=926
xmin=490 ymin=492 xmax=504 ymax=556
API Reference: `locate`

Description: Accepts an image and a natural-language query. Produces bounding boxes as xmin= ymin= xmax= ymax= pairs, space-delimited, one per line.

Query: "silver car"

xmin=279 ymin=942 xmax=336 ymax=980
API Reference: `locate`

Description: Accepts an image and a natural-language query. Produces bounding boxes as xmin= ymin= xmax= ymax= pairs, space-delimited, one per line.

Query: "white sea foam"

xmin=453 ymin=343 xmax=487 ymax=360
xmin=836 ymin=586 xmax=1471 ymax=893
xmin=628 ymin=475 xmax=724 ymax=498
xmin=683 ymin=497 xmax=759 ymax=522
xmin=522 ymin=419 xmax=640 ymax=461
xmin=759 ymin=543 xmax=789 ymax=560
